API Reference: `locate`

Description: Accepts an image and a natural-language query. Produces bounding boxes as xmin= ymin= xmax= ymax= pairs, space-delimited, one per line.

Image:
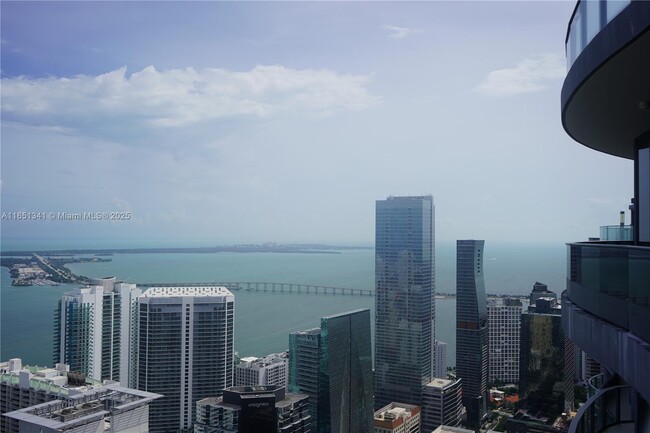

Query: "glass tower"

xmin=289 ymin=309 xmax=374 ymax=433
xmin=374 ymin=195 xmax=435 ymax=409
xmin=455 ymin=239 xmax=488 ymax=427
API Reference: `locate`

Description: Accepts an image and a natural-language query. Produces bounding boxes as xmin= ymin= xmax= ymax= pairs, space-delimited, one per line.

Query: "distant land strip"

xmin=0 ymin=243 xmax=373 ymax=256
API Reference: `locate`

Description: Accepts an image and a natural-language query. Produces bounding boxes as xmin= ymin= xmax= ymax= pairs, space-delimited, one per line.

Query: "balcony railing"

xmin=566 ymin=0 xmax=631 ymax=67
xmin=567 ymin=242 xmax=650 ymax=341
xmin=587 ymin=373 xmax=605 ymax=397
xmin=599 ymin=225 xmax=633 ymax=242
xmin=568 ymin=385 xmax=633 ymax=433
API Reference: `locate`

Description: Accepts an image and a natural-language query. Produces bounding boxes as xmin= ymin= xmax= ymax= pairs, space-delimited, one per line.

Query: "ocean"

xmin=0 ymin=241 xmax=566 ymax=368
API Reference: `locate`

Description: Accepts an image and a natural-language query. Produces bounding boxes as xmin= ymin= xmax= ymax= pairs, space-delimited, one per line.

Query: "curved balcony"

xmin=587 ymin=373 xmax=605 ymax=397
xmin=561 ymin=0 xmax=650 ymax=159
xmin=569 ymin=385 xmax=634 ymax=433
xmin=566 ymin=242 xmax=650 ymax=342
xmin=566 ymin=1 xmax=631 ymax=68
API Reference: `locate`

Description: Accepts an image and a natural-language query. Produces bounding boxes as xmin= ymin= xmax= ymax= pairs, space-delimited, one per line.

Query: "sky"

xmin=0 ymin=1 xmax=633 ymax=248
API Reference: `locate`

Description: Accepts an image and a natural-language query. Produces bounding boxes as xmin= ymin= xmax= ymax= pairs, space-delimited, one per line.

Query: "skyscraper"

xmin=487 ymin=297 xmax=522 ymax=383
xmin=135 ymin=286 xmax=235 ymax=432
xmin=455 ymin=240 xmax=488 ymax=426
xmin=519 ymin=295 xmax=566 ymax=419
xmin=559 ymin=2 xmax=650 ymax=432
xmin=421 ymin=378 xmax=464 ymax=432
xmin=289 ymin=309 xmax=374 ymax=433
xmin=289 ymin=328 xmax=321 ymax=429
xmin=53 ymin=277 xmax=141 ymax=385
xmin=434 ymin=341 xmax=448 ymax=379
xmin=375 ymin=195 xmax=435 ymax=409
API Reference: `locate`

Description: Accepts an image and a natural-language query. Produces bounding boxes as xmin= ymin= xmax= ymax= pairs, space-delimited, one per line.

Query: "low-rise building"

xmin=431 ymin=425 xmax=475 ymax=433
xmin=1 ymin=358 xmax=160 ymax=433
xmin=373 ymin=403 xmax=420 ymax=433
xmin=194 ymin=385 xmax=310 ymax=433
xmin=1 ymin=358 xmax=105 ymax=433
xmin=235 ymin=352 xmax=288 ymax=389
xmin=4 ymin=384 xmax=161 ymax=433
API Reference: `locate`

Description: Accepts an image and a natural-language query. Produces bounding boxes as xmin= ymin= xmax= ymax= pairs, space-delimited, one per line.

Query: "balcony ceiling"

xmin=563 ymin=30 xmax=650 ymax=159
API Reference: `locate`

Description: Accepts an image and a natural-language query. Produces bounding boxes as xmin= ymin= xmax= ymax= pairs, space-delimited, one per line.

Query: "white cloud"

xmin=474 ymin=53 xmax=565 ymax=97
xmin=382 ymin=25 xmax=424 ymax=40
xmin=1 ymin=65 xmax=379 ymax=132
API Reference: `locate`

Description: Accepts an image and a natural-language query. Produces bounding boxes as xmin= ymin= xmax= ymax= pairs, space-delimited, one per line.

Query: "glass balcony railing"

xmin=599 ymin=225 xmax=633 ymax=241
xmin=587 ymin=373 xmax=605 ymax=397
xmin=569 ymin=385 xmax=633 ymax=433
xmin=566 ymin=0 xmax=631 ymax=67
xmin=567 ymin=242 xmax=650 ymax=341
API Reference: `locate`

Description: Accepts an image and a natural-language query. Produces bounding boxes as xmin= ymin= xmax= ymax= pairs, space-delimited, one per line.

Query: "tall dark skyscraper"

xmin=289 ymin=309 xmax=374 ymax=433
xmin=455 ymin=240 xmax=488 ymax=426
xmin=374 ymin=195 xmax=435 ymax=409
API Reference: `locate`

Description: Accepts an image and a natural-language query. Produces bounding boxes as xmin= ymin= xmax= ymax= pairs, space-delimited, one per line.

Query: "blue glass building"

xmin=374 ymin=196 xmax=435 ymax=409
xmin=289 ymin=309 xmax=373 ymax=433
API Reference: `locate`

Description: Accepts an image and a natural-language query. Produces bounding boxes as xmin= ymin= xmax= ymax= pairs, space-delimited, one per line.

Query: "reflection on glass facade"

xmin=456 ymin=240 xmax=488 ymax=426
xmin=289 ymin=309 xmax=373 ymax=433
xmin=519 ymin=301 xmax=566 ymax=421
xmin=289 ymin=328 xmax=322 ymax=430
xmin=136 ymin=287 xmax=235 ymax=433
xmin=375 ymin=196 xmax=434 ymax=409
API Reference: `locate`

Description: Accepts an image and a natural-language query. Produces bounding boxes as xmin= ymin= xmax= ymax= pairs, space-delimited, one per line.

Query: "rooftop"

xmin=4 ymin=384 xmax=161 ymax=429
xmin=425 ymin=377 xmax=456 ymax=389
xmin=140 ymin=286 xmax=233 ymax=297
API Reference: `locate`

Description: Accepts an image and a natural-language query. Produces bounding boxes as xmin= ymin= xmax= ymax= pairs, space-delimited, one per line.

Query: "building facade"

xmin=194 ymin=385 xmax=311 ymax=433
xmin=289 ymin=309 xmax=374 ymax=433
xmin=53 ymin=277 xmax=141 ymax=385
xmin=560 ymin=2 xmax=650 ymax=433
xmin=434 ymin=341 xmax=448 ymax=380
xmin=519 ymin=296 xmax=567 ymax=420
xmin=421 ymin=378 xmax=464 ymax=433
xmin=487 ymin=297 xmax=522 ymax=383
xmin=289 ymin=328 xmax=321 ymax=429
xmin=455 ymin=239 xmax=488 ymax=426
xmin=4 ymin=384 xmax=160 ymax=433
xmin=375 ymin=195 xmax=435 ymax=409
xmin=235 ymin=353 xmax=289 ymax=390
xmin=0 ymin=358 xmax=160 ymax=433
xmin=135 ymin=286 xmax=235 ymax=432
xmin=373 ymin=403 xmax=421 ymax=433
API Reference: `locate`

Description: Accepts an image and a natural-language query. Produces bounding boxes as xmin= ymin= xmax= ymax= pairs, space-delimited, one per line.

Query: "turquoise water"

xmin=0 ymin=242 xmax=566 ymax=368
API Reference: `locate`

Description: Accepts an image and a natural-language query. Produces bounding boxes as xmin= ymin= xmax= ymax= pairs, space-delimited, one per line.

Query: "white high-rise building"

xmin=235 ymin=352 xmax=289 ymax=389
xmin=53 ymin=277 xmax=141 ymax=385
xmin=135 ymin=286 xmax=235 ymax=433
xmin=487 ymin=297 xmax=522 ymax=383
xmin=434 ymin=340 xmax=448 ymax=379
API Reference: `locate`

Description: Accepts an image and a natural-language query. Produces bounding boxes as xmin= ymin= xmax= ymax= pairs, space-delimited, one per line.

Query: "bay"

xmin=0 ymin=241 xmax=566 ymax=369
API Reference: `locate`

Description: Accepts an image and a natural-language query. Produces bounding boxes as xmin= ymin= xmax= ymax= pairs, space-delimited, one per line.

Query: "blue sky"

xmin=0 ymin=1 xmax=633 ymax=247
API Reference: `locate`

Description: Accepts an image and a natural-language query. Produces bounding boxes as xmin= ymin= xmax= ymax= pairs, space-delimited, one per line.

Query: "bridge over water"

xmin=138 ymin=281 xmax=374 ymax=296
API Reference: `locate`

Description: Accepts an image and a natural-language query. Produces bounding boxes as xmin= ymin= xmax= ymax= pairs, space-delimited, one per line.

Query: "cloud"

xmin=382 ymin=25 xmax=424 ymax=40
xmin=474 ymin=53 xmax=565 ymax=97
xmin=1 ymin=65 xmax=379 ymax=134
